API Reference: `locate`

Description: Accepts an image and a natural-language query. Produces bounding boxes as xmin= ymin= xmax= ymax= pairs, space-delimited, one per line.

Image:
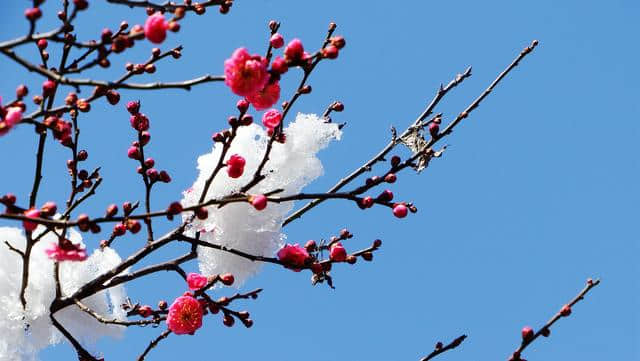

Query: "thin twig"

xmin=108 ymin=0 xmax=224 ymax=12
xmin=283 ymin=66 xmax=472 ymax=226
xmin=509 ymin=278 xmax=601 ymax=360
xmin=75 ymin=299 xmax=165 ymax=326
xmin=420 ymin=335 xmax=467 ymax=361
xmin=137 ymin=329 xmax=171 ymax=361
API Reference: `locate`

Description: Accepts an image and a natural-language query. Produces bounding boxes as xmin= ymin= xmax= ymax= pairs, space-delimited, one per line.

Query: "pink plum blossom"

xmin=4 ymin=107 xmax=22 ymax=127
xmin=186 ymin=273 xmax=208 ymax=291
xmin=247 ymin=81 xmax=280 ymax=110
xmin=166 ymin=294 xmax=204 ymax=335
xmin=45 ymin=238 xmax=88 ymax=262
xmin=144 ymin=13 xmax=169 ymax=44
xmin=224 ymin=48 xmax=269 ymax=97
xmin=226 ymin=154 xmax=245 ymax=178
xmin=261 ymin=109 xmax=282 ymax=130
xmin=277 ymin=244 xmax=310 ymax=271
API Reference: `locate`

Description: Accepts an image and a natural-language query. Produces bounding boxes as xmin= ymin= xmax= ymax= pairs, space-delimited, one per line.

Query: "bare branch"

xmin=508 ymin=278 xmax=600 ymax=361
xmin=420 ymin=334 xmax=467 ymax=361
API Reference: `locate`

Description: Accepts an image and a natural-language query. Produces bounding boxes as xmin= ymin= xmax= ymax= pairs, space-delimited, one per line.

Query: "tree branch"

xmin=508 ymin=278 xmax=600 ymax=360
xmin=420 ymin=334 xmax=467 ymax=361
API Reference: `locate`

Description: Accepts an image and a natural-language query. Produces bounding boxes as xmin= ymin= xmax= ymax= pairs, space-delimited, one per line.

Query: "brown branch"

xmin=0 ymin=27 xmax=66 ymax=50
xmin=50 ymin=313 xmax=98 ymax=361
xmin=420 ymin=335 xmax=467 ymax=361
xmin=178 ymin=234 xmax=282 ymax=265
xmin=103 ymin=251 xmax=196 ymax=290
xmin=1 ymin=49 xmax=223 ymax=90
xmin=74 ymin=299 xmax=165 ymax=326
xmin=107 ymin=0 xmax=224 ymax=11
xmin=284 ymin=40 xmax=539 ymax=227
xmin=28 ymin=131 xmax=47 ymax=208
xmin=509 ymin=278 xmax=601 ymax=361
xmin=4 ymin=240 xmax=25 ymax=257
xmin=137 ymin=329 xmax=171 ymax=361
xmin=0 ymin=191 xmax=397 ymax=228
xmin=283 ymin=67 xmax=472 ymax=227
xmin=51 ymin=227 xmax=182 ymax=313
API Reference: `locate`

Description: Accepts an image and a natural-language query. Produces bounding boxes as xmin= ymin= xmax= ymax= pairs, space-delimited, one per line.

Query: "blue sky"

xmin=0 ymin=1 xmax=638 ymax=360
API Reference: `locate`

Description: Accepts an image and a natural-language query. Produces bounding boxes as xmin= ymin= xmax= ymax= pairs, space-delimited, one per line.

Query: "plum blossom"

xmin=144 ymin=13 xmax=169 ymax=44
xmin=0 ymin=96 xmax=22 ymax=136
xmin=226 ymin=154 xmax=245 ymax=178
xmin=166 ymin=294 xmax=203 ymax=335
xmin=261 ymin=109 xmax=282 ymax=131
xmin=224 ymin=48 xmax=269 ymax=97
xmin=247 ymin=81 xmax=280 ymax=110
xmin=277 ymin=244 xmax=310 ymax=271
xmin=186 ymin=273 xmax=208 ymax=291
xmin=44 ymin=238 xmax=88 ymax=262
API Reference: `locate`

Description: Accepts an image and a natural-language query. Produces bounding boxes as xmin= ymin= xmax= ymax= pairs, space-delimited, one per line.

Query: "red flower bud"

xmin=113 ymin=223 xmax=127 ymax=236
xmin=521 ymin=326 xmax=534 ymax=342
xmin=40 ymin=201 xmax=57 ymax=217
xmin=126 ymin=100 xmax=140 ymax=114
xmin=127 ymin=146 xmax=141 ymax=160
xmin=249 ymin=194 xmax=267 ymax=210
xmin=23 ymin=208 xmax=41 ymax=232
xmin=304 ymin=240 xmax=317 ymax=252
xmin=42 ymin=80 xmax=56 ymax=97
xmin=220 ymin=273 xmax=234 ymax=286
xmin=106 ymin=204 xmax=118 ymax=217
xmin=270 ymin=33 xmax=284 ymax=49
xmin=392 ymin=204 xmax=408 ymax=218
xmin=127 ymin=220 xmax=141 ymax=234
xmin=322 ymin=45 xmax=339 ymax=59
xmin=195 ymin=207 xmax=208 ymax=220
xmin=236 ymin=99 xmax=249 ymax=112
xmin=25 ymin=7 xmax=43 ymax=21
xmin=329 ymin=242 xmax=347 ymax=262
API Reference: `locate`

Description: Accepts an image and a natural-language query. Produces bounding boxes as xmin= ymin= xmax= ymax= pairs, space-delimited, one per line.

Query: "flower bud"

xmin=42 ymin=80 xmax=56 ymax=97
xmin=384 ymin=173 xmax=397 ymax=183
xmin=322 ymin=45 xmax=339 ymax=59
xmin=330 ymin=242 xmax=347 ymax=262
xmin=140 ymin=131 xmax=151 ymax=146
xmin=521 ymin=326 xmax=534 ymax=342
xmin=126 ymin=100 xmax=140 ymax=115
xmin=77 ymin=149 xmax=88 ymax=161
xmin=220 ymin=273 xmax=234 ymax=286
xmin=113 ymin=223 xmax=126 ymax=236
xmin=304 ymin=240 xmax=317 ymax=252
xmin=106 ymin=204 xmax=118 ymax=217
xmin=392 ymin=204 xmax=408 ymax=218
xmin=270 ymin=33 xmax=284 ymax=49
xmin=128 ymin=220 xmax=142 ymax=234
xmin=40 ymin=201 xmax=57 ymax=216
xmin=106 ymin=90 xmax=120 ymax=105
xmin=249 ymin=194 xmax=267 ymax=210
xmin=195 ymin=207 xmax=208 ymax=220
xmin=127 ymin=146 xmax=141 ymax=160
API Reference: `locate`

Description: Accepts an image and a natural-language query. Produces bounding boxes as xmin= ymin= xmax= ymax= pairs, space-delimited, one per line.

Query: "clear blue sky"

xmin=0 ymin=1 xmax=638 ymax=360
